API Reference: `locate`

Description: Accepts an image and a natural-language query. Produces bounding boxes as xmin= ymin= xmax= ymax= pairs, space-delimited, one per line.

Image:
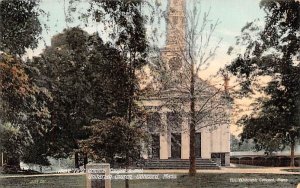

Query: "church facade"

xmin=140 ymin=0 xmax=231 ymax=166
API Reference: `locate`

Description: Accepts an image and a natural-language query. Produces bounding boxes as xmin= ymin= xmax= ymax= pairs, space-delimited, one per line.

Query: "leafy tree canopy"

xmin=227 ymin=0 xmax=300 ymax=161
xmin=0 ymin=0 xmax=42 ymax=56
xmin=31 ymin=27 xmax=133 ymax=159
xmin=81 ymin=117 xmax=146 ymax=165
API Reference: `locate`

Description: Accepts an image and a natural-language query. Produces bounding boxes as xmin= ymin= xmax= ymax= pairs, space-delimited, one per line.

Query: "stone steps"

xmin=142 ymin=159 xmax=220 ymax=170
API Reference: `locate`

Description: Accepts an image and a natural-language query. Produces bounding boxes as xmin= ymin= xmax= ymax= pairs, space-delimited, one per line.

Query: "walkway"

xmin=143 ymin=167 xmax=300 ymax=175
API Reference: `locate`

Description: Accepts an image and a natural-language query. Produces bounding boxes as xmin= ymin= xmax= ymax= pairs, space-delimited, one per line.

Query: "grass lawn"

xmin=0 ymin=173 xmax=299 ymax=188
xmin=0 ymin=174 xmax=86 ymax=188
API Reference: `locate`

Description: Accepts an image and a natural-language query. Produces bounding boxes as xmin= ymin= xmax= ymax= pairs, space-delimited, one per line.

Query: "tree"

xmin=148 ymin=0 xmax=229 ymax=175
xmin=0 ymin=52 xmax=53 ymax=171
xmin=85 ymin=0 xmax=148 ymax=121
xmin=226 ymin=0 xmax=300 ymax=166
xmin=0 ymin=0 xmax=51 ymax=171
xmin=0 ymin=0 xmax=42 ymax=56
xmin=31 ymin=27 xmax=135 ymax=167
xmin=230 ymin=134 xmax=256 ymax=152
xmin=81 ymin=117 xmax=146 ymax=166
xmin=0 ymin=53 xmax=33 ymax=170
xmin=0 ymin=122 xmax=31 ymax=173
xmin=238 ymin=114 xmax=287 ymax=155
xmin=85 ymin=2 xmax=149 ymax=187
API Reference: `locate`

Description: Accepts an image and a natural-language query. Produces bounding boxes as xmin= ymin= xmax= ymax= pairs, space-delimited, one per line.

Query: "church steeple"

xmin=158 ymin=0 xmax=186 ymax=90
xmin=165 ymin=0 xmax=186 ymax=51
xmin=161 ymin=0 xmax=186 ymax=74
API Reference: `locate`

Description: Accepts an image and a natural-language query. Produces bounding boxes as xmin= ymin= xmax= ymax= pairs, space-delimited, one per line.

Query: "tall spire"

xmin=161 ymin=0 xmax=186 ymax=85
xmin=165 ymin=0 xmax=186 ymax=51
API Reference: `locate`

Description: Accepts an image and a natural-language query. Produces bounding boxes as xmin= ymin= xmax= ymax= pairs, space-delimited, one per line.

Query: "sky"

xmin=27 ymin=0 xmax=267 ymax=136
xmin=29 ymin=0 xmax=266 ymax=80
xmin=29 ymin=0 xmax=266 ymax=60
xmin=199 ymin=0 xmax=265 ymax=77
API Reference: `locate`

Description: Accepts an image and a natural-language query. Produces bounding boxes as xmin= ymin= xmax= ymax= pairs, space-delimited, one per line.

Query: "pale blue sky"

xmin=30 ymin=0 xmax=266 ymax=74
xmin=202 ymin=0 xmax=265 ymax=44
xmin=198 ymin=0 xmax=265 ymax=76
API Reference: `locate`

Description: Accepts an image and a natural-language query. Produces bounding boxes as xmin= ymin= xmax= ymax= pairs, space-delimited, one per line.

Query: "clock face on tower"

xmin=168 ymin=56 xmax=182 ymax=71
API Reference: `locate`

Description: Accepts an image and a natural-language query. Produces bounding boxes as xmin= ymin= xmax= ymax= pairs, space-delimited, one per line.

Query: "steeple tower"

xmin=161 ymin=0 xmax=186 ymax=72
xmin=166 ymin=0 xmax=186 ymax=51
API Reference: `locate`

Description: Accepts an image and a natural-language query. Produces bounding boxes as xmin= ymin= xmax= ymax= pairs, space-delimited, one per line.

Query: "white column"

xmin=221 ymin=124 xmax=231 ymax=152
xmin=201 ymin=127 xmax=211 ymax=159
xmin=160 ymin=113 xmax=169 ymax=159
xmin=217 ymin=126 xmax=222 ymax=152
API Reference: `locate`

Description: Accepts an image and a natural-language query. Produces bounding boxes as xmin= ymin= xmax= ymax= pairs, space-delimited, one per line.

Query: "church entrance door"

xmin=171 ymin=133 xmax=181 ymax=159
xmin=151 ymin=134 xmax=160 ymax=159
xmin=195 ymin=133 xmax=201 ymax=158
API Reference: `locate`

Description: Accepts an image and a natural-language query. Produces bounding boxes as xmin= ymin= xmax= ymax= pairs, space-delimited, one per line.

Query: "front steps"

xmin=142 ymin=158 xmax=220 ymax=170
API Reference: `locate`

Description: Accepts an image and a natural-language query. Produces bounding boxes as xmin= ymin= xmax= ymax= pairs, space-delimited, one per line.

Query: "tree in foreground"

xmin=0 ymin=52 xmax=52 ymax=171
xmin=81 ymin=117 xmax=146 ymax=166
xmin=80 ymin=1 xmax=149 ymax=187
xmin=148 ymin=0 xmax=230 ymax=176
xmin=0 ymin=0 xmax=42 ymax=56
xmin=31 ymin=27 xmax=136 ymax=167
xmin=227 ymin=0 xmax=300 ymax=166
xmin=0 ymin=0 xmax=52 ymax=171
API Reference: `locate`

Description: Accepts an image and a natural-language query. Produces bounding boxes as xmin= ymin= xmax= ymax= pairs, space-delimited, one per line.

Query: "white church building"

xmin=140 ymin=0 xmax=231 ymax=167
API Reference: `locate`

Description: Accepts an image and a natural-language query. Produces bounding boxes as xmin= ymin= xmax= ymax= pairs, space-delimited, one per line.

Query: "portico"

xmin=141 ymin=97 xmax=230 ymax=166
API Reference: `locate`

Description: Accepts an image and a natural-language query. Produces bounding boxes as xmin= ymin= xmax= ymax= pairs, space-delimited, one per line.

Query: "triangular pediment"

xmin=141 ymin=75 xmax=223 ymax=101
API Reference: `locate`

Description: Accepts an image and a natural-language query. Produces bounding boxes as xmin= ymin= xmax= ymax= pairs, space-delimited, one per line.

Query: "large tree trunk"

xmin=125 ymin=153 xmax=130 ymax=188
xmin=125 ymin=54 xmax=135 ymax=188
xmin=290 ymin=141 xmax=295 ymax=167
xmin=83 ymin=153 xmax=88 ymax=170
xmin=75 ymin=151 xmax=79 ymax=168
xmin=189 ymin=65 xmax=196 ymax=176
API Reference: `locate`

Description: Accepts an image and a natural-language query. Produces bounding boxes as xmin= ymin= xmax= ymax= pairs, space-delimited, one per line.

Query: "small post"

xmin=86 ymin=163 xmax=111 ymax=188
xmin=1 ymin=152 xmax=3 ymax=166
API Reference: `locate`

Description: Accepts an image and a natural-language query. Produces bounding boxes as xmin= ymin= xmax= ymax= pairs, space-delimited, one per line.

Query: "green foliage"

xmin=0 ymin=52 xmax=53 ymax=167
xmin=81 ymin=117 xmax=146 ymax=164
xmin=0 ymin=53 xmax=35 ymax=122
xmin=31 ymin=27 xmax=134 ymax=159
xmin=0 ymin=0 xmax=150 ymax=168
xmin=0 ymin=0 xmax=51 ymax=166
xmin=89 ymin=0 xmax=148 ymax=51
xmin=230 ymin=134 xmax=255 ymax=152
xmin=227 ymin=0 xmax=300 ymax=153
xmin=0 ymin=122 xmax=31 ymax=168
xmin=0 ymin=0 xmax=42 ymax=56
xmin=238 ymin=115 xmax=286 ymax=154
